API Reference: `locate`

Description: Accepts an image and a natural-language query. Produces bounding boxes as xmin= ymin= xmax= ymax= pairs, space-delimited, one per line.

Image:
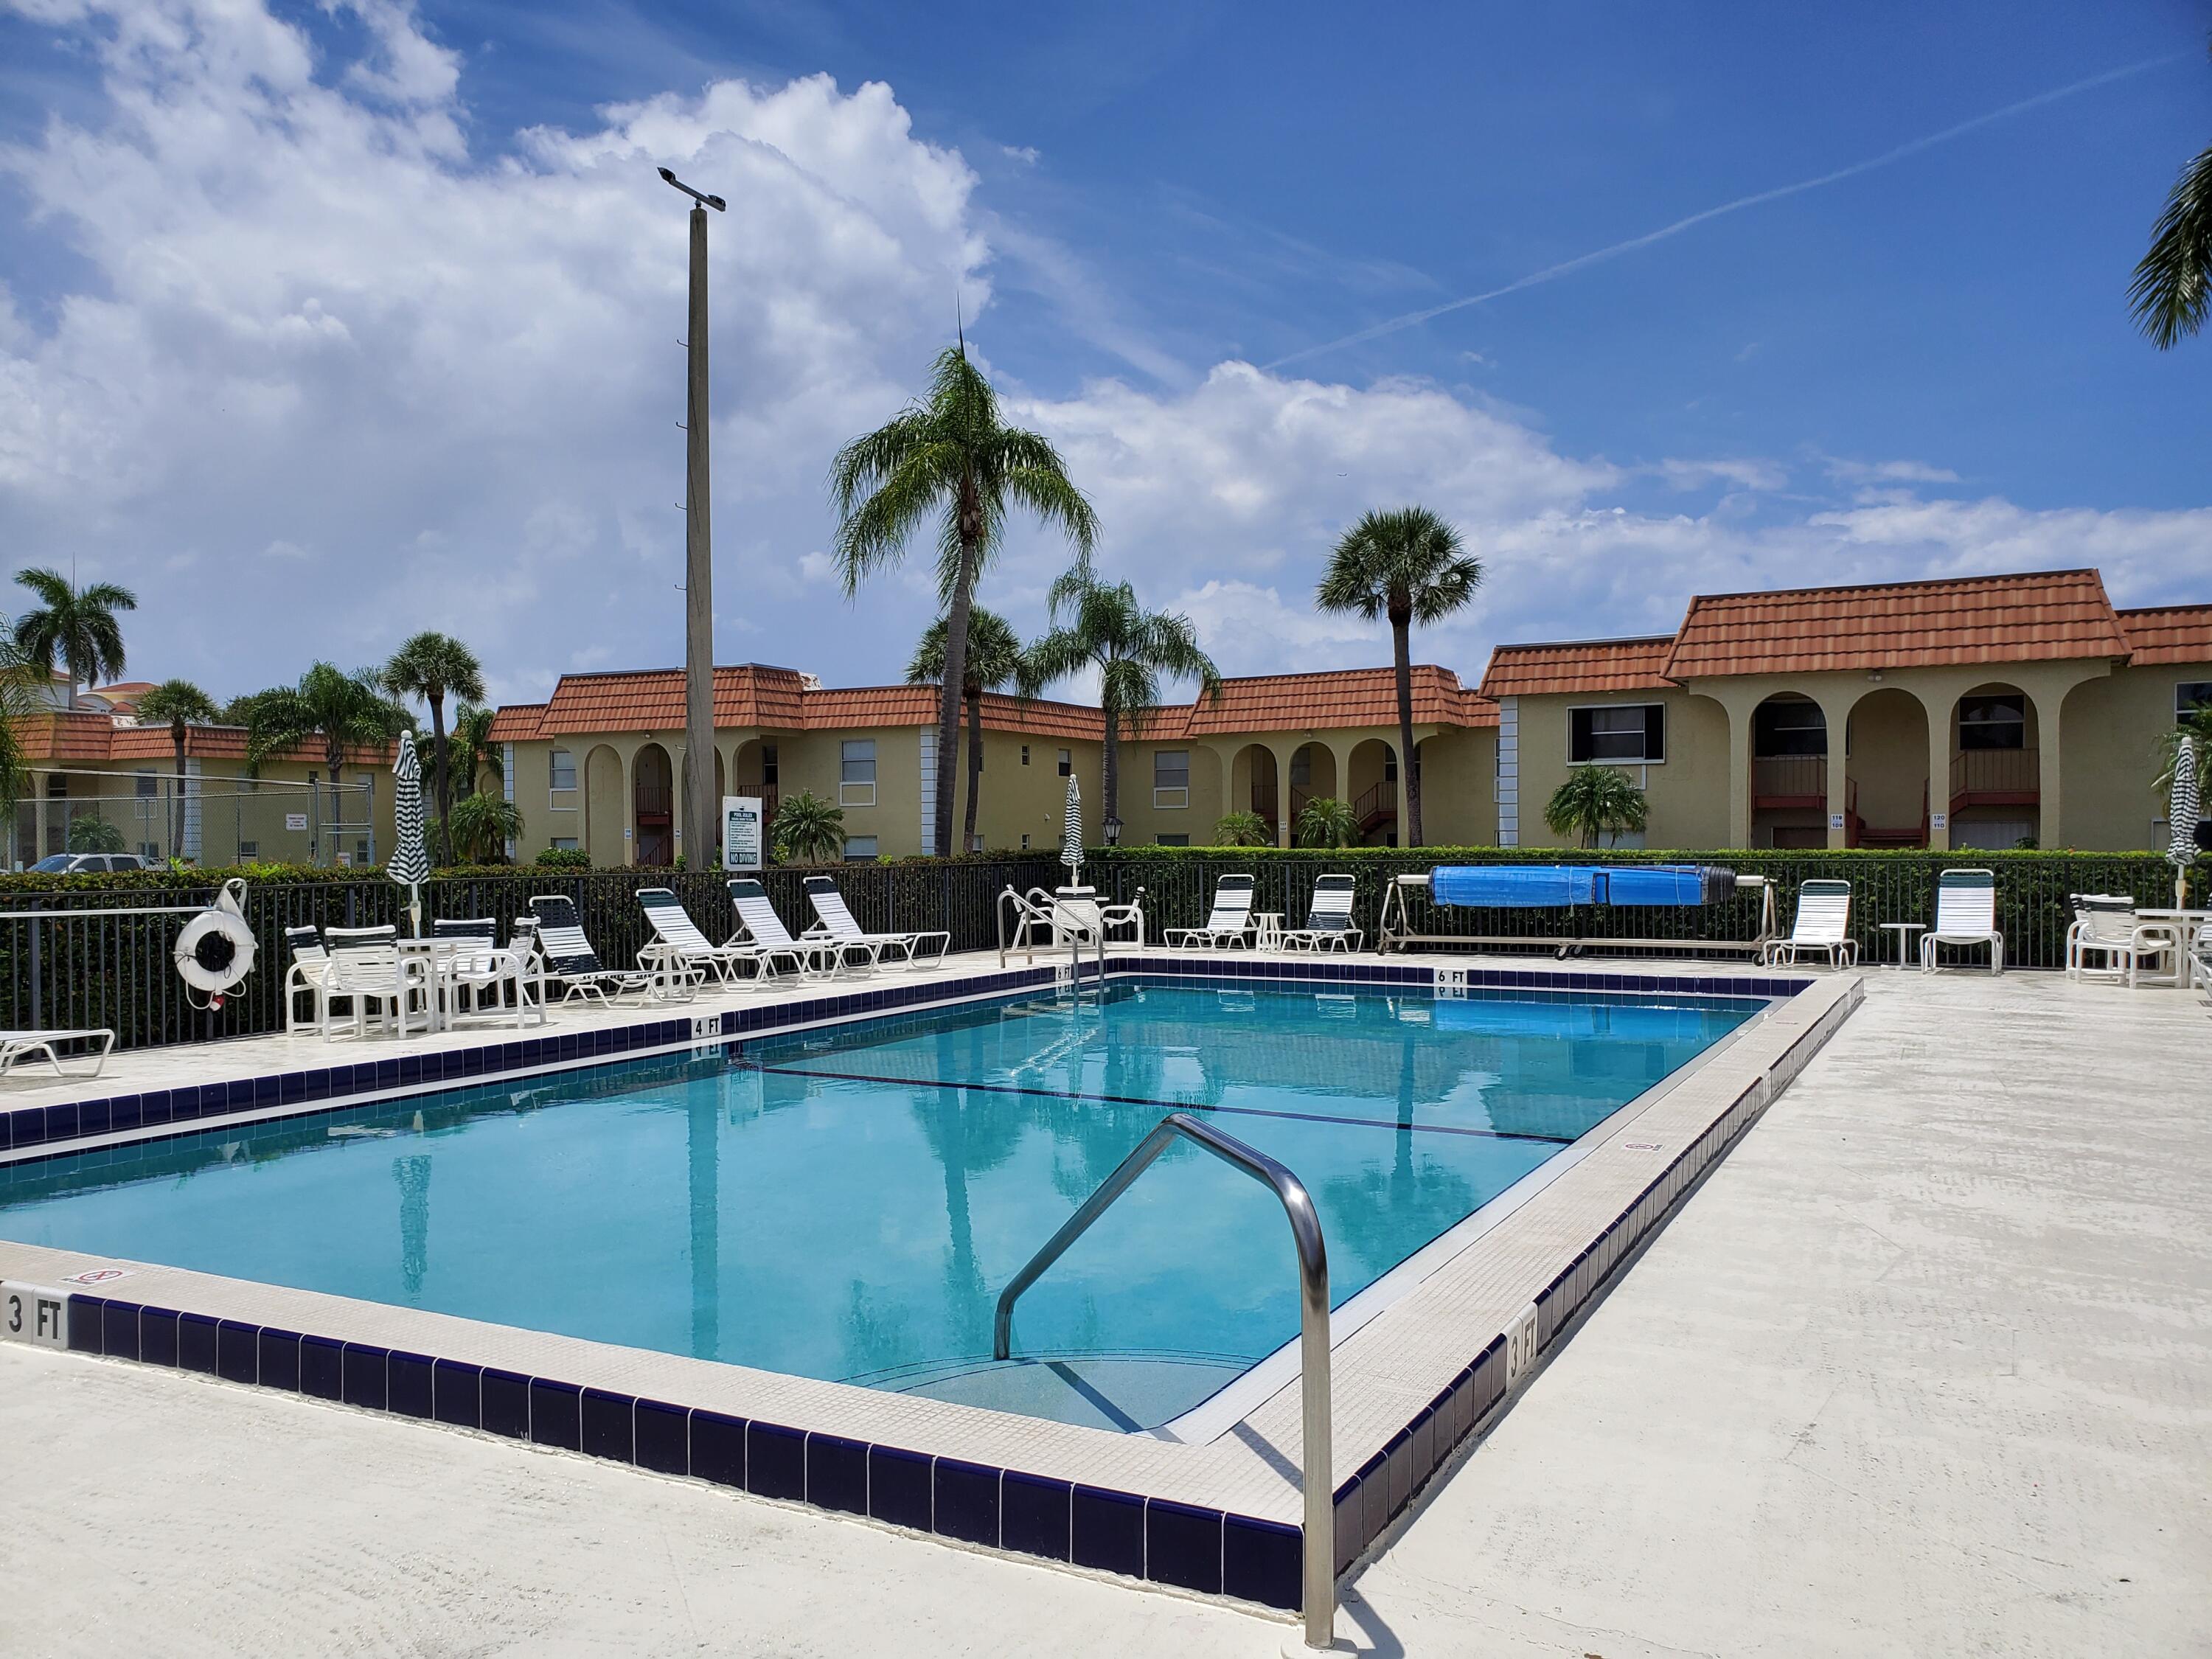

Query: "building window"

xmin=134 ymin=769 xmax=158 ymax=798
xmin=549 ymin=749 xmax=577 ymax=791
xmin=1021 ymin=745 xmax=1030 ymax=766
xmin=842 ymin=835 xmax=878 ymax=863
xmin=1753 ymin=700 xmax=1826 ymax=757
xmin=2177 ymin=682 xmax=2212 ymax=723
xmin=1057 ymin=748 xmax=1072 ymax=777
xmin=1153 ymin=750 xmax=1189 ymax=810
xmin=1288 ymin=748 xmax=1311 ymax=787
xmin=1570 ymin=704 xmax=1666 ymax=764
xmin=1957 ymin=693 xmax=2025 ymax=751
xmin=1020 ymin=833 xmax=1030 ymax=849
xmin=762 ymin=744 xmax=779 ymax=785
xmin=839 ymin=739 xmax=877 ymax=807
xmin=238 ymin=840 xmax=259 ymax=860
xmin=1382 ymin=748 xmax=1397 ymax=782
xmin=552 ymin=837 xmax=580 ymax=852
xmin=1157 ymin=833 xmax=1190 ymax=847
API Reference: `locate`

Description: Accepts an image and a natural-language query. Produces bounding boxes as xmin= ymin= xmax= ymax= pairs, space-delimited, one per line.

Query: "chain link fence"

xmin=10 ymin=771 xmax=378 ymax=870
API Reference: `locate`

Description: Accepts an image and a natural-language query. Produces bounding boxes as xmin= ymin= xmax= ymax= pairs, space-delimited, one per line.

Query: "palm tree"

xmin=133 ymin=679 xmax=219 ymax=857
xmin=830 ymin=341 xmax=1098 ymax=855
xmin=908 ymin=608 xmax=1027 ymax=852
xmin=383 ymin=632 xmax=485 ymax=867
xmin=448 ymin=703 xmax=502 ymax=799
xmin=0 ymin=635 xmax=35 ymax=830
xmin=771 ymin=790 xmax=846 ymax=865
xmin=2131 ymin=40 xmax=2212 ymax=348
xmin=1211 ymin=810 xmax=1271 ymax=847
xmin=1023 ymin=568 xmax=1220 ymax=824
xmin=2155 ymin=703 xmax=2212 ymax=799
xmin=12 ymin=568 xmax=137 ymax=708
xmin=1314 ymin=507 xmax=1482 ymax=847
xmin=1543 ymin=765 xmax=1648 ymax=849
xmin=445 ymin=791 xmax=522 ymax=865
xmin=243 ymin=664 xmax=409 ymax=860
xmin=1295 ymin=795 xmax=1358 ymax=849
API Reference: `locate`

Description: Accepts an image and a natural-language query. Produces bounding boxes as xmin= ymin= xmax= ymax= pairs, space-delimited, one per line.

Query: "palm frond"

xmin=2132 ymin=143 xmax=2212 ymax=349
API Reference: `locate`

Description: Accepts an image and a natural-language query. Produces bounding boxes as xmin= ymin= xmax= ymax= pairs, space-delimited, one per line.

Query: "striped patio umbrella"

xmin=389 ymin=730 xmax=430 ymax=934
xmin=1061 ymin=772 xmax=1083 ymax=881
xmin=2168 ymin=737 xmax=2199 ymax=907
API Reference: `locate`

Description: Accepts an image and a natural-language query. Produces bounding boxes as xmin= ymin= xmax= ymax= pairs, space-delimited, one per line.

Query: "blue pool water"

xmin=0 ymin=978 xmax=1759 ymax=1429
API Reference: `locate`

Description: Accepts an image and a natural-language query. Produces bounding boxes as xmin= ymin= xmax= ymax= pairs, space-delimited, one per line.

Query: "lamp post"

xmin=1103 ymin=815 xmax=1122 ymax=846
xmin=659 ymin=166 xmax=726 ymax=870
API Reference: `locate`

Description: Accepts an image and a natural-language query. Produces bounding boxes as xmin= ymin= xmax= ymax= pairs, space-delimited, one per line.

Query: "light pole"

xmin=660 ymin=166 xmax=726 ymax=869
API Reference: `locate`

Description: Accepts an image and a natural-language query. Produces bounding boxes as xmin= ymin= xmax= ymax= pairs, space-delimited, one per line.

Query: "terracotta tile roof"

xmin=486 ymin=703 xmax=546 ymax=742
xmin=1175 ymin=666 xmax=1487 ymax=734
xmin=2116 ymin=604 xmax=2212 ymax=666
xmin=523 ymin=667 xmax=1105 ymax=742
xmin=11 ymin=712 xmax=390 ymax=767
xmin=1663 ymin=568 xmax=2128 ymax=678
xmin=1478 ymin=636 xmax=1676 ymax=699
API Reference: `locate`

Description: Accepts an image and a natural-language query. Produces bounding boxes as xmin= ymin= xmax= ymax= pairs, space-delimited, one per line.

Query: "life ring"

xmin=174 ymin=880 xmax=257 ymax=1002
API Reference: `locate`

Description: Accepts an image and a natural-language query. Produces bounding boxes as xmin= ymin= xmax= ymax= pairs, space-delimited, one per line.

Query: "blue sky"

xmin=1 ymin=0 xmax=2207 ymax=709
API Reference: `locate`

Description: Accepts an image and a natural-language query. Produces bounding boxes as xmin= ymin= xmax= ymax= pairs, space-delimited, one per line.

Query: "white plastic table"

xmin=1877 ymin=921 xmax=1925 ymax=968
xmin=2127 ymin=908 xmax=2211 ymax=988
xmin=1251 ymin=911 xmax=1284 ymax=952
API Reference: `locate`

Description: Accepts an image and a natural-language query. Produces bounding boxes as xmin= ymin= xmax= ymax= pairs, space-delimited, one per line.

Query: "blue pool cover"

xmin=1431 ymin=865 xmax=1729 ymax=907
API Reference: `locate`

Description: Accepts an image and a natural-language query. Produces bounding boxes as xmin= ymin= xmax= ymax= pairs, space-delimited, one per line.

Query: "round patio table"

xmin=1877 ymin=921 xmax=1925 ymax=968
xmin=2128 ymin=908 xmax=2211 ymax=988
xmin=1251 ymin=911 xmax=1284 ymax=952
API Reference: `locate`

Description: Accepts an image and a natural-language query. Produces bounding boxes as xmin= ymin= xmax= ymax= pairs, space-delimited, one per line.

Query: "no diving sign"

xmin=1 ymin=1281 xmax=70 ymax=1349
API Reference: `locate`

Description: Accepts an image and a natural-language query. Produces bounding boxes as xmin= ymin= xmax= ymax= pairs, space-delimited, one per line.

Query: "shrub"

xmin=1211 ymin=809 xmax=1271 ymax=846
xmin=533 ymin=846 xmax=591 ymax=870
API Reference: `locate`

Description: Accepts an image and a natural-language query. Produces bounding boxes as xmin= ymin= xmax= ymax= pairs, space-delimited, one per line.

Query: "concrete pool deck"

xmin=1 ymin=963 xmax=2205 ymax=1655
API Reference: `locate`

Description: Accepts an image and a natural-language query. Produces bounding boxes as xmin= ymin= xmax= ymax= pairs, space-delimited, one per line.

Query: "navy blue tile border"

xmin=24 ymin=964 xmax=1833 ymax=1624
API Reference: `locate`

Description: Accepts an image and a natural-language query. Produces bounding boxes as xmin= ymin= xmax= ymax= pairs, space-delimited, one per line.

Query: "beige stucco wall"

xmin=17 ymin=754 xmax=400 ymax=868
xmin=2057 ymin=661 xmax=2212 ymax=849
xmin=1510 ymin=688 xmax=1730 ymax=850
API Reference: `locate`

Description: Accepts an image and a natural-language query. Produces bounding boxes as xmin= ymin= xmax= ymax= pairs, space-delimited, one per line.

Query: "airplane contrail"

xmin=1263 ymin=54 xmax=2182 ymax=371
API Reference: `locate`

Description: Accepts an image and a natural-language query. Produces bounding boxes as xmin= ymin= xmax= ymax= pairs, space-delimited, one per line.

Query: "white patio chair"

xmin=802 ymin=875 xmax=950 ymax=969
xmin=1761 ymin=879 xmax=1859 ymax=970
xmin=0 ymin=1027 xmax=115 ymax=1081
xmin=1919 ymin=868 xmax=2004 ymax=975
xmin=431 ymin=917 xmax=542 ymax=1026
xmin=1281 ymin=874 xmax=1363 ymax=953
xmin=321 ymin=925 xmax=431 ymax=1038
xmin=2064 ymin=894 xmax=2169 ymax=987
xmin=282 ymin=923 xmax=339 ymax=1033
xmin=1164 ymin=874 xmax=1257 ymax=950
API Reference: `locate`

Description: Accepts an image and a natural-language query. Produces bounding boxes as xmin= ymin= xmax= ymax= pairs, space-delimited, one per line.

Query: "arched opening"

xmin=1843 ymin=689 xmax=1928 ymax=848
xmin=633 ymin=742 xmax=674 ymax=866
xmin=1948 ymin=682 xmax=2039 ymax=849
xmin=1750 ymin=693 xmax=1828 ymax=849
xmin=1346 ymin=739 xmax=1399 ymax=846
xmin=1225 ymin=743 xmax=1279 ymax=841
xmin=583 ymin=745 xmax=624 ymax=864
xmin=1286 ymin=742 xmax=1339 ymax=826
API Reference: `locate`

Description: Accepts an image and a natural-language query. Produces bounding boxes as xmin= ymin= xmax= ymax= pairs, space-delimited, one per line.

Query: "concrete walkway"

xmin=2 ymin=969 xmax=2205 ymax=1656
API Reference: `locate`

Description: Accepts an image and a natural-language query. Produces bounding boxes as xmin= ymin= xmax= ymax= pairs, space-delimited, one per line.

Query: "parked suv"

xmin=24 ymin=852 xmax=158 ymax=874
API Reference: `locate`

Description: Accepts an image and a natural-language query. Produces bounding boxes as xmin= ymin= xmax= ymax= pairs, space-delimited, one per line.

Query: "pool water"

xmin=0 ymin=978 xmax=1759 ymax=1430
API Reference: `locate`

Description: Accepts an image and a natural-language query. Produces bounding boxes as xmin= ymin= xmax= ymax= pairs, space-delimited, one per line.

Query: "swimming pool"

xmin=0 ymin=976 xmax=1759 ymax=1431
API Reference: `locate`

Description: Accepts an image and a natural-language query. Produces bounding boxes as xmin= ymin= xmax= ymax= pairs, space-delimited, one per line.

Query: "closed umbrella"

xmin=390 ymin=730 xmax=430 ymax=936
xmin=1061 ymin=772 xmax=1083 ymax=884
xmin=2169 ymin=737 xmax=2200 ymax=908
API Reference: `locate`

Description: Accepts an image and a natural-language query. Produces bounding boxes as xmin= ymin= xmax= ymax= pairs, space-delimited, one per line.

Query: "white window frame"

xmin=1057 ymin=748 xmax=1073 ymax=778
xmin=839 ymin=739 xmax=877 ymax=807
xmin=1152 ymin=748 xmax=1190 ymax=810
xmin=2176 ymin=681 xmax=2212 ymax=722
xmin=1568 ymin=702 xmax=1666 ymax=766
xmin=548 ymin=748 xmax=578 ymax=796
xmin=842 ymin=835 xmax=879 ymax=863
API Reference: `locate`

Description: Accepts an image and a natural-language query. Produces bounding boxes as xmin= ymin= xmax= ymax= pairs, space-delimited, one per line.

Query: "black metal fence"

xmin=0 ymin=858 xmax=1068 ymax=1053
xmin=1085 ymin=847 xmax=2183 ymax=973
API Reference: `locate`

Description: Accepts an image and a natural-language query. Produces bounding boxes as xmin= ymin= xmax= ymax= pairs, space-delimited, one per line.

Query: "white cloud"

xmin=1820 ymin=456 xmax=1964 ymax=486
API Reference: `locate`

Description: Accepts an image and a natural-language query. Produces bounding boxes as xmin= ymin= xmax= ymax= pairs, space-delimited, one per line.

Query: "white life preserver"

xmin=174 ymin=879 xmax=257 ymax=1000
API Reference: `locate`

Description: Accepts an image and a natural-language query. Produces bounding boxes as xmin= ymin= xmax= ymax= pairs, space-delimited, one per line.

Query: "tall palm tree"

xmin=907 ymin=608 xmax=1026 ymax=852
xmin=133 ymin=678 xmax=219 ymax=857
xmin=830 ymin=341 xmax=1098 ymax=855
xmin=2131 ymin=40 xmax=2212 ymax=348
xmin=244 ymin=664 xmax=410 ymax=860
xmin=11 ymin=568 xmax=137 ymax=708
xmin=448 ymin=703 xmax=501 ymax=799
xmin=383 ymin=632 xmax=485 ymax=866
xmin=1314 ymin=507 xmax=1482 ymax=847
xmin=1023 ymin=568 xmax=1220 ymax=824
xmin=0 ymin=633 xmax=38 ymax=833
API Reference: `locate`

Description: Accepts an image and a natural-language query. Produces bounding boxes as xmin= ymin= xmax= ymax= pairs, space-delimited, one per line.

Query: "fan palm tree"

xmin=1023 ymin=568 xmax=1220 ymax=824
xmin=1295 ymin=795 xmax=1358 ymax=849
xmin=383 ymin=632 xmax=485 ymax=866
xmin=771 ymin=790 xmax=846 ymax=865
xmin=908 ymin=608 xmax=1027 ymax=852
xmin=830 ymin=341 xmax=1098 ymax=856
xmin=1211 ymin=810 xmax=1271 ymax=847
xmin=448 ymin=703 xmax=502 ymax=799
xmin=0 ymin=635 xmax=35 ymax=827
xmin=2155 ymin=703 xmax=2212 ymax=799
xmin=1314 ymin=508 xmax=1482 ymax=848
xmin=445 ymin=790 xmax=522 ymax=865
xmin=2131 ymin=41 xmax=2212 ymax=349
xmin=243 ymin=665 xmax=410 ymax=861
xmin=11 ymin=567 xmax=137 ymax=707
xmin=133 ymin=679 xmax=219 ymax=857
xmin=1543 ymin=765 xmax=1648 ymax=849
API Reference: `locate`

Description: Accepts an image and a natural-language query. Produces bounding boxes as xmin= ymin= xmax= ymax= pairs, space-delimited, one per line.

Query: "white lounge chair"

xmin=0 ymin=1027 xmax=115 ymax=1080
xmin=726 ymin=880 xmax=863 ymax=978
xmin=639 ymin=888 xmax=768 ymax=986
xmin=1281 ymin=874 xmax=1362 ymax=953
xmin=1761 ymin=878 xmax=1859 ymax=970
xmin=1165 ymin=874 xmax=1257 ymax=950
xmin=2065 ymin=894 xmax=2169 ymax=987
xmin=802 ymin=875 xmax=950 ymax=968
xmin=525 ymin=895 xmax=654 ymax=1004
xmin=1920 ymin=868 xmax=2004 ymax=974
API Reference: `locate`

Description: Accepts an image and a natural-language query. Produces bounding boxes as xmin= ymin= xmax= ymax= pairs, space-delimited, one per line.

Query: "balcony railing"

xmin=1752 ymin=754 xmax=1826 ymax=807
xmin=1353 ymin=779 xmax=1397 ymax=830
xmin=633 ymin=784 xmax=672 ymax=820
xmin=1950 ymin=746 xmax=2039 ymax=808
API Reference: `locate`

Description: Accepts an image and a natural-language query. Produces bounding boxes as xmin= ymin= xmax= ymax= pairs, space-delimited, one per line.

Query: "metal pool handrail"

xmin=992 ymin=1112 xmax=1335 ymax=1650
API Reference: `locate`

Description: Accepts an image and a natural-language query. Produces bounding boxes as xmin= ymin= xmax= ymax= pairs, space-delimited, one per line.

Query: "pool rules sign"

xmin=722 ymin=796 xmax=763 ymax=872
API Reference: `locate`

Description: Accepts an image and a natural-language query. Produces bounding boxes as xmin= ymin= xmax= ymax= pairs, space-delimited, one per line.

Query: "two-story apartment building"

xmin=1482 ymin=569 xmax=2212 ymax=852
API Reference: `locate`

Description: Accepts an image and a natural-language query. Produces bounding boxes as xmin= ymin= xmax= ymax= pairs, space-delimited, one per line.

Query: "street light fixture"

xmin=661 ymin=164 xmax=725 ymax=868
